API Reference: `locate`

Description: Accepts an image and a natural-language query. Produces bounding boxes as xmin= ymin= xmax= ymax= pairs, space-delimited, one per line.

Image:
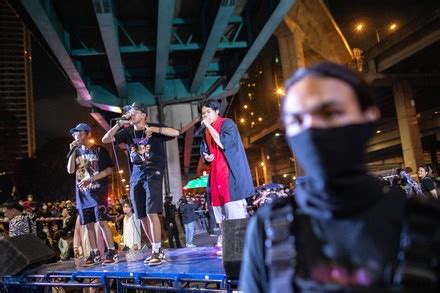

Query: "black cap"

xmin=123 ymin=102 xmax=148 ymax=114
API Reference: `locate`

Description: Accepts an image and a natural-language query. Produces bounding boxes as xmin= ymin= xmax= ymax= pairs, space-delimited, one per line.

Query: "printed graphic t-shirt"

xmin=113 ymin=124 xmax=175 ymax=183
xmin=75 ymin=145 xmax=114 ymax=209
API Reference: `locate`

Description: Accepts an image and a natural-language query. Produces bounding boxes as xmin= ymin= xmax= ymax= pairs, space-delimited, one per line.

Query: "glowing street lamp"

xmin=355 ymin=23 xmax=364 ymax=32
xmin=276 ymin=87 xmax=285 ymax=96
xmin=354 ymin=21 xmax=399 ymax=43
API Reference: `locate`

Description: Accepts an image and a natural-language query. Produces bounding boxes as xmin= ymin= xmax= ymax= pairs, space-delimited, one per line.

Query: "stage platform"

xmin=1 ymin=246 xmax=238 ymax=292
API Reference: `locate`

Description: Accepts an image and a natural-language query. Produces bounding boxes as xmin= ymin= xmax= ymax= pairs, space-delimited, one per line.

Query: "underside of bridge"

xmin=10 ymin=0 xmax=293 ymax=113
xmin=8 ymin=0 xmax=295 ymax=182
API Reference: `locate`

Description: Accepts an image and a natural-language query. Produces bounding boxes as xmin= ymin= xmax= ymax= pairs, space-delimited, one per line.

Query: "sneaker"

xmin=186 ymin=243 xmax=196 ymax=248
xmin=209 ymin=234 xmax=216 ymax=237
xmin=83 ymin=251 xmax=100 ymax=267
xmin=143 ymin=249 xmax=165 ymax=264
xmin=102 ymin=249 xmax=116 ymax=264
xmin=215 ymin=235 xmax=222 ymax=247
xmin=147 ymin=251 xmax=165 ymax=266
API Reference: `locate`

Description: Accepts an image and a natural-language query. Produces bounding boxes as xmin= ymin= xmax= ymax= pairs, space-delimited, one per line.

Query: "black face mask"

xmin=286 ymin=123 xmax=382 ymax=218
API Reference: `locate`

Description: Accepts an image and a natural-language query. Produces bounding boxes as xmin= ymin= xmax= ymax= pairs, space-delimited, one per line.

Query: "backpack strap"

xmin=392 ymin=198 xmax=440 ymax=288
xmin=264 ymin=197 xmax=297 ymax=293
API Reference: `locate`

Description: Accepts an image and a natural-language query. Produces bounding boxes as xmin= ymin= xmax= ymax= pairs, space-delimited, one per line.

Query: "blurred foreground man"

xmin=240 ymin=62 xmax=440 ymax=292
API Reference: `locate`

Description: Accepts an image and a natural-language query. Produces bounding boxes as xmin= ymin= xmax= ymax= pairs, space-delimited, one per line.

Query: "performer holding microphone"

xmin=199 ymin=100 xmax=254 ymax=251
xmin=67 ymin=123 xmax=116 ymax=266
xmin=102 ymin=102 xmax=180 ymax=266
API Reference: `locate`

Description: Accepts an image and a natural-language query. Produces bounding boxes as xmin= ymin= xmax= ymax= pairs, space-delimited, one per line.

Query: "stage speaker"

xmin=222 ymin=218 xmax=249 ymax=278
xmin=0 ymin=233 xmax=55 ymax=277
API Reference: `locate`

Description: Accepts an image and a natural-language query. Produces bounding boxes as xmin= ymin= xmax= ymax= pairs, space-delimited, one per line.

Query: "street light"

xmin=276 ymin=87 xmax=285 ymax=96
xmin=354 ymin=21 xmax=399 ymax=43
xmin=355 ymin=23 xmax=364 ymax=32
xmin=389 ymin=23 xmax=397 ymax=31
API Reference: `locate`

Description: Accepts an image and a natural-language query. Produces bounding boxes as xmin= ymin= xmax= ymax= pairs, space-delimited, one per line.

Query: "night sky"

xmin=31 ymin=0 xmax=439 ymax=148
xmin=32 ymin=37 xmax=87 ymax=148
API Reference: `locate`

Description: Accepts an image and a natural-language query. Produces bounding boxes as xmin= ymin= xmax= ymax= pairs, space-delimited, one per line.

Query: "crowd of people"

xmin=373 ymin=165 xmax=439 ymax=200
xmin=1 ymin=167 xmax=436 ymax=266
xmin=0 ymin=190 xmax=239 ymax=262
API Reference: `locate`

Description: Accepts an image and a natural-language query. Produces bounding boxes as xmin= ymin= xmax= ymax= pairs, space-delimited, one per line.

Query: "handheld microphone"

xmin=194 ymin=123 xmax=205 ymax=136
xmin=66 ymin=140 xmax=80 ymax=159
xmin=67 ymin=145 xmax=78 ymax=158
xmin=114 ymin=113 xmax=132 ymax=121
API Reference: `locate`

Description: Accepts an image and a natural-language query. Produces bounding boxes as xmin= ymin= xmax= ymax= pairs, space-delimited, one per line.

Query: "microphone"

xmin=114 ymin=113 xmax=132 ymax=121
xmin=66 ymin=141 xmax=79 ymax=159
xmin=66 ymin=145 xmax=78 ymax=159
xmin=194 ymin=122 xmax=205 ymax=136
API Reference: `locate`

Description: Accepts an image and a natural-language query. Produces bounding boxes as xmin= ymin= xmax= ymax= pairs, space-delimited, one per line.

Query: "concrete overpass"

xmin=235 ymin=3 xmax=440 ymax=185
xmin=9 ymin=0 xmax=296 ymax=197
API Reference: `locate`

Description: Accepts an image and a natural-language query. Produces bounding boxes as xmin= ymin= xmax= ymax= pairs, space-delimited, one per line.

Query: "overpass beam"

xmin=155 ymin=0 xmax=175 ymax=95
xmin=225 ymin=0 xmax=295 ymax=91
xmin=275 ymin=17 xmax=305 ymax=80
xmin=92 ymin=0 xmax=127 ymax=99
xmin=20 ymin=0 xmax=92 ymax=103
xmin=190 ymin=0 xmax=237 ymax=93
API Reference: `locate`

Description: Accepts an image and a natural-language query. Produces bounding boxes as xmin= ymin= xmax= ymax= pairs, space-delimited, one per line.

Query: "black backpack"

xmin=264 ymin=197 xmax=440 ymax=292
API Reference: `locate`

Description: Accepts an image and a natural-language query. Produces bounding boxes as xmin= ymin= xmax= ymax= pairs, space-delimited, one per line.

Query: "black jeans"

xmin=165 ymin=219 xmax=181 ymax=248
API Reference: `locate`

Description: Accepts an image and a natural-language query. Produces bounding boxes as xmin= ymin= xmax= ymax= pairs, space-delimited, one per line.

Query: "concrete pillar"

xmin=393 ymin=82 xmax=424 ymax=172
xmin=275 ymin=17 xmax=305 ymax=80
xmin=166 ymin=138 xmax=183 ymax=201
xmin=260 ymin=147 xmax=273 ymax=184
xmin=275 ymin=17 xmax=305 ymax=177
xmin=255 ymin=166 xmax=260 ymax=187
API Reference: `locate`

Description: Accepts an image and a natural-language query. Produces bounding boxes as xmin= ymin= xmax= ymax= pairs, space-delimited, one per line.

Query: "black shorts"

xmin=79 ymin=205 xmax=109 ymax=225
xmin=130 ymin=169 xmax=164 ymax=218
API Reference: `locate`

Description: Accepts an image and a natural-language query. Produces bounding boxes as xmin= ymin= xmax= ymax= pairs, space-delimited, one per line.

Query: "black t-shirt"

xmin=75 ymin=145 xmax=114 ymax=209
xmin=420 ymin=177 xmax=436 ymax=196
xmin=114 ymin=124 xmax=174 ymax=183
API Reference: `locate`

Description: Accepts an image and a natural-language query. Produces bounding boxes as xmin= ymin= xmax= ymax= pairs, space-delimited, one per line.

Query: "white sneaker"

xmin=186 ymin=243 xmax=196 ymax=248
xmin=216 ymin=235 xmax=222 ymax=247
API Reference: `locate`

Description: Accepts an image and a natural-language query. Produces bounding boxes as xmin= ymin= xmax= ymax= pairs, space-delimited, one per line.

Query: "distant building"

xmin=0 ymin=0 xmax=35 ymax=160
